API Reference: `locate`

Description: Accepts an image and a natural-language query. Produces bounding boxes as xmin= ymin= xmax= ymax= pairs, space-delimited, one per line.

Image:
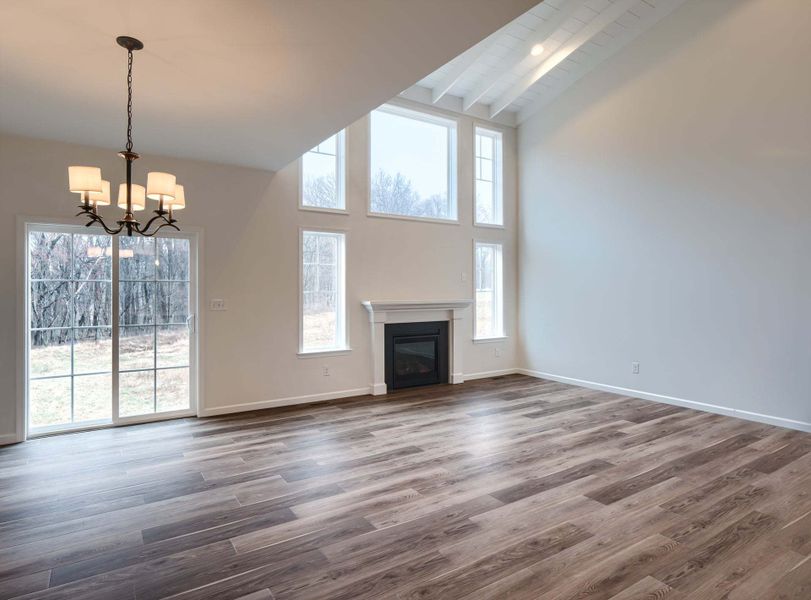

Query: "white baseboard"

xmin=731 ymin=408 xmax=811 ymax=433
xmin=0 ymin=433 xmax=22 ymax=446
xmin=198 ymin=370 xmax=524 ymax=417
xmin=464 ymin=368 xmax=521 ymax=381
xmin=518 ymin=369 xmax=811 ymax=433
xmin=198 ymin=386 xmax=371 ymax=417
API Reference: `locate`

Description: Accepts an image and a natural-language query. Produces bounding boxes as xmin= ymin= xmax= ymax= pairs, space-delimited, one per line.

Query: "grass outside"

xmin=29 ymin=330 xmax=189 ymax=429
xmin=303 ymin=311 xmax=337 ymax=349
xmin=475 ymin=293 xmax=495 ymax=338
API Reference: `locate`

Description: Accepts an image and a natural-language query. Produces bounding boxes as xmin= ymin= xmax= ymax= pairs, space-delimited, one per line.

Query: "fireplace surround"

xmin=362 ymin=300 xmax=472 ymax=395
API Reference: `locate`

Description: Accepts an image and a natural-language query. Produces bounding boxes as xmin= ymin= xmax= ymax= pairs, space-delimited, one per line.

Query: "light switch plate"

xmin=209 ymin=299 xmax=227 ymax=311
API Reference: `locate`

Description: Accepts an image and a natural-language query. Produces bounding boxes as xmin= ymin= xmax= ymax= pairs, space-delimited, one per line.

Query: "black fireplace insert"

xmin=385 ymin=321 xmax=449 ymax=390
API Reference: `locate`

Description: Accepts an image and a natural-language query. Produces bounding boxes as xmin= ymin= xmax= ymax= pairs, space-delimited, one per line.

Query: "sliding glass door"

xmin=26 ymin=224 xmax=197 ymax=435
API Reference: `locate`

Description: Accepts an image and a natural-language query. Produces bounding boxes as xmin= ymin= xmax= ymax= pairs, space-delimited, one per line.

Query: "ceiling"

xmin=0 ymin=0 xmax=536 ymax=171
xmin=411 ymin=0 xmax=687 ymax=124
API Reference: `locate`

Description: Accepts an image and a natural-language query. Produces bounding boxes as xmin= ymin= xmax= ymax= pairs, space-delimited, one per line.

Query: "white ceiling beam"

xmin=462 ymin=0 xmax=589 ymax=111
xmin=489 ymin=0 xmax=638 ymax=118
xmin=431 ymin=38 xmax=497 ymax=104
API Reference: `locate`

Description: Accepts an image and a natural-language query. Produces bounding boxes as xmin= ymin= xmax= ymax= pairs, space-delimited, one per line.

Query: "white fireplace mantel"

xmin=362 ymin=299 xmax=472 ymax=395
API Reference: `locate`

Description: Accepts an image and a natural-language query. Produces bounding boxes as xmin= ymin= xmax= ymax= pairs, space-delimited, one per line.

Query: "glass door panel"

xmin=28 ymin=231 xmax=113 ymax=432
xmin=119 ymin=370 xmax=155 ymax=417
xmin=118 ymin=236 xmax=191 ymax=417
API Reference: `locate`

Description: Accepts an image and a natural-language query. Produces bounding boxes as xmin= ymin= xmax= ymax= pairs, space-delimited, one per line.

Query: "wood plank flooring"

xmin=0 ymin=374 xmax=809 ymax=599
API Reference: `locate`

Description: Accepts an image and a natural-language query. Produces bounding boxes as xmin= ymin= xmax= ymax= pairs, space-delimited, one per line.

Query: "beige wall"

xmin=518 ymin=0 xmax=811 ymax=429
xmin=0 ymin=99 xmax=518 ymax=440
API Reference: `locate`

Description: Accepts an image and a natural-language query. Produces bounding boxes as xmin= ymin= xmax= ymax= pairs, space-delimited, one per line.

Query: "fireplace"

xmin=362 ymin=300 xmax=472 ymax=395
xmin=385 ymin=321 xmax=449 ymax=390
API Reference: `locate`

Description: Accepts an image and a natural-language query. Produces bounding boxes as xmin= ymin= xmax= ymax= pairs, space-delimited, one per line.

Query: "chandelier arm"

xmin=137 ymin=211 xmax=173 ymax=235
xmin=80 ymin=210 xmax=126 ymax=235
xmin=135 ymin=220 xmax=181 ymax=238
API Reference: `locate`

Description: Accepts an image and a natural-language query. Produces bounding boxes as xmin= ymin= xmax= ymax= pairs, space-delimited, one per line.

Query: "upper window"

xmin=474 ymin=242 xmax=504 ymax=340
xmin=474 ymin=127 xmax=503 ymax=226
xmin=370 ymin=105 xmax=457 ymax=221
xmin=301 ymin=230 xmax=346 ymax=353
xmin=301 ymin=131 xmax=345 ymax=211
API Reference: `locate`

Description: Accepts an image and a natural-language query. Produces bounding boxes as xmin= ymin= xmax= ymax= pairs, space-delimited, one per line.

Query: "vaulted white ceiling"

xmin=410 ymin=0 xmax=687 ymax=124
xmin=0 ymin=0 xmax=536 ymax=171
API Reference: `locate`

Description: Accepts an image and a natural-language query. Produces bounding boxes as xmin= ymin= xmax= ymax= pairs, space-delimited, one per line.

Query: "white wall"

xmin=518 ymin=0 xmax=811 ymax=430
xmin=0 ymin=99 xmax=518 ymax=441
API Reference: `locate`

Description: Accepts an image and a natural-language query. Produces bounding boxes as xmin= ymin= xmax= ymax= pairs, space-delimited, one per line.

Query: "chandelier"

xmin=68 ymin=36 xmax=185 ymax=237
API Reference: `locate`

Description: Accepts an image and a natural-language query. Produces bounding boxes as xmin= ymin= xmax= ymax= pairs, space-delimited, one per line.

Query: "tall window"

xmin=474 ymin=242 xmax=504 ymax=339
xmin=474 ymin=127 xmax=503 ymax=226
xmin=370 ymin=104 xmax=457 ymax=221
xmin=301 ymin=130 xmax=345 ymax=211
xmin=301 ymin=230 xmax=346 ymax=353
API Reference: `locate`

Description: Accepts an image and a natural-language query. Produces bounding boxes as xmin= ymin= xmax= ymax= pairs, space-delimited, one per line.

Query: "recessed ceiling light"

xmin=530 ymin=44 xmax=544 ymax=57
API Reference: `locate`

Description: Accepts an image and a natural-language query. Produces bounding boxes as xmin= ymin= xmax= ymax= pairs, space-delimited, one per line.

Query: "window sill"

xmin=297 ymin=348 xmax=352 ymax=358
xmin=473 ymin=336 xmax=508 ymax=344
xmin=367 ymin=212 xmax=459 ymax=226
xmin=473 ymin=221 xmax=505 ymax=230
xmin=298 ymin=205 xmax=349 ymax=215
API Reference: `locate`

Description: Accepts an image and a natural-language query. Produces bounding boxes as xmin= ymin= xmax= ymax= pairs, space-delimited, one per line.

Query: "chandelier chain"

xmin=126 ymin=49 xmax=133 ymax=152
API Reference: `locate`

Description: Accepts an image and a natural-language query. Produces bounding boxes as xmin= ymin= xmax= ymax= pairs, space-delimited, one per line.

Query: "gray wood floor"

xmin=0 ymin=374 xmax=809 ymax=599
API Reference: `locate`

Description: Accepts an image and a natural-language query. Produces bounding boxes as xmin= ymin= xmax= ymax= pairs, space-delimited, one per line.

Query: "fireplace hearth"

xmin=385 ymin=321 xmax=449 ymax=390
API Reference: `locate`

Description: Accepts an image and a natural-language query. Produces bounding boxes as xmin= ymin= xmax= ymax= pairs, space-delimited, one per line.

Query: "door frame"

xmin=16 ymin=216 xmax=202 ymax=441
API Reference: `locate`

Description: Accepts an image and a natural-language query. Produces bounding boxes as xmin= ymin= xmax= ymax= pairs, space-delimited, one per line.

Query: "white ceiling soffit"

xmin=0 ymin=0 xmax=537 ymax=172
xmin=410 ymin=0 xmax=688 ymax=124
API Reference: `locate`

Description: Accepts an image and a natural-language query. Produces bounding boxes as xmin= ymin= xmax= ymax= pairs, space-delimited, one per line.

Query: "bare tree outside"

xmin=303 ymin=173 xmax=337 ymax=209
xmin=370 ymin=169 xmax=449 ymax=219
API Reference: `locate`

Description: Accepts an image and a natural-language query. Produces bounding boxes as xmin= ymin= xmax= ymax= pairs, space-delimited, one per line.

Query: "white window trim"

xmin=366 ymin=212 xmax=461 ymax=226
xmin=298 ymin=227 xmax=350 ymax=356
xmin=17 ymin=217 xmax=201 ymax=442
xmin=473 ymin=125 xmax=504 ymax=228
xmin=473 ymin=336 xmax=508 ymax=344
xmin=296 ymin=348 xmax=352 ymax=358
xmin=299 ymin=129 xmax=348 ymax=214
xmin=473 ymin=240 xmax=505 ymax=341
xmin=368 ymin=103 xmax=459 ymax=224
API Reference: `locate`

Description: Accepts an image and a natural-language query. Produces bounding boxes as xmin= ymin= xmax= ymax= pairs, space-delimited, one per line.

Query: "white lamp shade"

xmin=146 ymin=172 xmax=176 ymax=201
xmin=68 ymin=166 xmax=102 ymax=193
xmin=88 ymin=180 xmax=111 ymax=206
xmin=169 ymin=184 xmax=186 ymax=210
xmin=117 ymin=183 xmax=146 ymax=211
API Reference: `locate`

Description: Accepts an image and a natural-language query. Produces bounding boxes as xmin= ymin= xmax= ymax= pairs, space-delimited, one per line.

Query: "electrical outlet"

xmin=322 ymin=366 xmax=330 ymax=377
xmin=494 ymin=347 xmax=502 ymax=358
xmin=632 ymin=362 xmax=640 ymax=375
xmin=461 ymin=271 xmax=467 ymax=283
xmin=209 ymin=299 xmax=227 ymax=311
